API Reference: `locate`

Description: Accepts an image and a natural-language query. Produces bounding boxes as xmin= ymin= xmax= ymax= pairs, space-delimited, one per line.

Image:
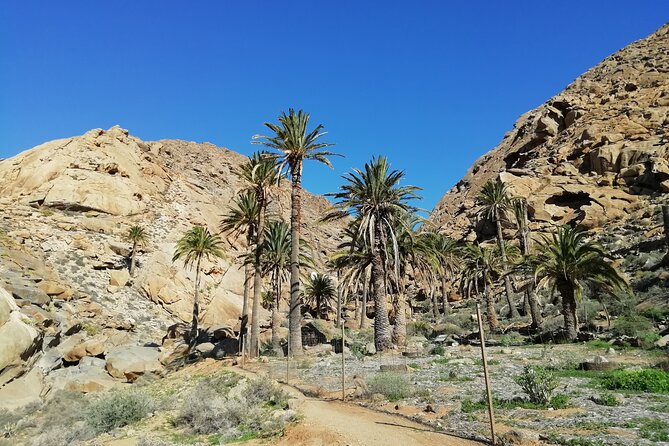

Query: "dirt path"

xmin=268 ymin=396 xmax=484 ymax=446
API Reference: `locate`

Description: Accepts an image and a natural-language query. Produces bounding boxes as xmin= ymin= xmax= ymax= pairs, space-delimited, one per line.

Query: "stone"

xmin=365 ymin=342 xmax=377 ymax=355
xmin=0 ymin=288 xmax=42 ymax=374
xmin=109 ymin=270 xmax=130 ymax=287
xmin=10 ymin=284 xmax=50 ymax=307
xmin=47 ymin=364 xmax=122 ymax=393
xmin=500 ymin=429 xmax=541 ymax=445
xmin=105 ymin=345 xmax=163 ymax=382
xmin=654 ymin=334 xmax=669 ymax=348
xmin=196 ymin=342 xmax=215 ymax=355
xmin=0 ymin=367 xmax=44 ymax=410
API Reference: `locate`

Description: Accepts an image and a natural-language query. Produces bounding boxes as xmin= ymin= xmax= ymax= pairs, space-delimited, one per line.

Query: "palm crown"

xmin=127 ymin=225 xmax=147 ymax=244
xmin=173 ymin=226 xmax=225 ymax=269
xmin=220 ymin=190 xmax=260 ymax=242
xmin=252 ymin=108 xmax=337 ymax=177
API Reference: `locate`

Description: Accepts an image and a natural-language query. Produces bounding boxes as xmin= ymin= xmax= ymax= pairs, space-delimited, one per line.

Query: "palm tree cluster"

xmin=167 ymin=109 xmax=628 ymax=361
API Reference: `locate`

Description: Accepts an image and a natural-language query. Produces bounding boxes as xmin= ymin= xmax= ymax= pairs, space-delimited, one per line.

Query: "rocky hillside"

xmin=431 ymin=23 xmax=669 ymax=241
xmin=0 ymin=126 xmax=343 ymax=408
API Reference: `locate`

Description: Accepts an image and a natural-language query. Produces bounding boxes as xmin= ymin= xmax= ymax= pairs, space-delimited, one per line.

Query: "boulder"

xmin=47 ymin=364 xmax=123 ymax=393
xmin=0 ymin=367 xmax=44 ymax=410
xmin=0 ymin=288 xmax=42 ymax=375
xmin=105 ymin=345 xmax=163 ymax=382
xmin=109 ymin=270 xmax=130 ymax=287
xmin=9 ymin=284 xmax=50 ymax=307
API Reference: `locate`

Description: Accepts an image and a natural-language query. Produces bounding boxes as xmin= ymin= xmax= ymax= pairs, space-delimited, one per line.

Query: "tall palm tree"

xmin=478 ymin=178 xmax=520 ymax=318
xmin=325 ymin=156 xmax=420 ymax=351
xmin=235 ymin=152 xmax=282 ymax=357
xmin=511 ymin=198 xmax=543 ymax=329
xmin=304 ymin=273 xmax=337 ymax=319
xmin=173 ymin=226 xmax=225 ymax=349
xmin=220 ymin=190 xmax=260 ymax=321
xmin=253 ymin=109 xmax=337 ymax=356
xmin=533 ymin=225 xmax=627 ymax=340
xmin=127 ymin=225 xmax=147 ymax=276
xmin=430 ymin=231 xmax=461 ymax=316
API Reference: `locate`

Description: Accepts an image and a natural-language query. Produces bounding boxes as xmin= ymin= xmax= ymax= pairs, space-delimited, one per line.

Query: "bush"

xmin=366 ymin=373 xmax=412 ymax=402
xmin=599 ymin=369 xmax=669 ymax=393
xmin=408 ymin=321 xmax=433 ymax=338
xmin=87 ymin=391 xmax=152 ymax=433
xmin=591 ymin=392 xmax=622 ymax=406
xmin=612 ymin=315 xmax=654 ymax=337
xmin=176 ymin=377 xmax=289 ymax=440
xmin=514 ymin=366 xmax=559 ymax=405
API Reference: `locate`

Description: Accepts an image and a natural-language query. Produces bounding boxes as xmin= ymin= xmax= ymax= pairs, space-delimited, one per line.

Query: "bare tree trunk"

xmin=527 ymin=285 xmax=543 ymax=330
xmin=392 ymin=277 xmax=407 ymax=346
xmin=441 ymin=275 xmax=450 ymax=316
xmin=558 ymin=282 xmax=578 ymax=340
xmin=129 ymin=240 xmax=137 ymax=276
xmin=431 ymin=284 xmax=440 ymax=319
xmin=371 ymin=224 xmax=393 ymax=351
xmin=189 ymin=257 xmax=202 ymax=351
xmin=484 ymin=270 xmax=498 ymax=331
xmin=336 ymin=270 xmax=342 ymax=327
xmin=242 ymin=234 xmax=253 ymax=319
xmin=288 ymin=172 xmax=303 ymax=356
xmin=495 ymin=214 xmax=519 ymax=319
xmin=250 ymin=196 xmax=266 ymax=358
xmin=271 ymin=269 xmax=281 ymax=353
xmin=360 ymin=270 xmax=368 ymax=329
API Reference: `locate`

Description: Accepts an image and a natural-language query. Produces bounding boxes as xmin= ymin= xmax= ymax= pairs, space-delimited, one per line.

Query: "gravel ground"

xmin=264 ymin=343 xmax=669 ymax=445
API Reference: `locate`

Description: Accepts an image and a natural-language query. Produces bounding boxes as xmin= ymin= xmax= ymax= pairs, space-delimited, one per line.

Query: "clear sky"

xmin=1 ymin=1 xmax=666 ymax=211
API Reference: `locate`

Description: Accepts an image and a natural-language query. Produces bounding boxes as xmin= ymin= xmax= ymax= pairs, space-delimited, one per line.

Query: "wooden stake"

xmin=286 ymin=331 xmax=290 ymax=384
xmin=341 ymin=321 xmax=346 ymax=401
xmin=476 ymin=303 xmax=496 ymax=445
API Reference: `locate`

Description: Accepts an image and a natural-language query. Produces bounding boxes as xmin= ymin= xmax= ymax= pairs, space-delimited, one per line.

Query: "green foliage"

xmin=430 ymin=345 xmax=445 ymax=356
xmin=499 ymin=332 xmax=525 ymax=346
xmin=542 ymin=433 xmax=606 ymax=446
xmin=366 ymin=373 xmax=412 ymax=402
xmin=599 ymin=369 xmax=669 ymax=393
xmin=624 ymin=418 xmax=669 ymax=442
xmin=431 ymin=357 xmax=450 ymax=365
xmin=514 ymin=366 xmax=559 ymax=405
xmin=460 ymin=394 xmax=570 ymax=412
xmin=87 ymin=391 xmax=152 ymax=433
xmin=612 ymin=314 xmax=654 ymax=337
xmin=408 ymin=320 xmax=433 ymax=338
xmin=591 ymin=392 xmax=622 ymax=406
xmin=585 ymin=339 xmax=611 ymax=350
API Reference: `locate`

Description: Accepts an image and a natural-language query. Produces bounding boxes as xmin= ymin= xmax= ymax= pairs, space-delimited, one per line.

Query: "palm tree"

xmin=460 ymin=243 xmax=503 ymax=330
xmin=325 ymin=156 xmax=420 ymax=351
xmin=220 ymin=190 xmax=260 ymax=322
xmin=259 ymin=219 xmax=292 ymax=352
xmin=478 ymin=178 xmax=520 ymax=318
xmin=253 ymin=109 xmax=337 ymax=356
xmin=304 ymin=273 xmax=337 ymax=319
xmin=173 ymin=226 xmax=225 ymax=349
xmin=431 ymin=232 xmax=461 ymax=316
xmin=127 ymin=225 xmax=147 ymax=276
xmin=235 ymin=152 xmax=282 ymax=357
xmin=511 ymin=198 xmax=543 ymax=329
xmin=533 ymin=225 xmax=627 ymax=340
xmin=330 ymin=223 xmax=373 ymax=329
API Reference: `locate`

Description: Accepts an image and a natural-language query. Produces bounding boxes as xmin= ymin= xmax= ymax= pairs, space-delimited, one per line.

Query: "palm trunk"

xmin=392 ymin=276 xmax=407 ymax=346
xmin=336 ymin=270 xmax=342 ymax=327
xmin=288 ymin=171 xmax=303 ymax=356
xmin=190 ymin=256 xmax=202 ymax=351
xmin=250 ymin=196 xmax=266 ymax=358
xmin=527 ymin=285 xmax=543 ymax=330
xmin=242 ymin=233 xmax=253 ymax=319
xmin=271 ymin=269 xmax=281 ymax=354
xmin=431 ymin=284 xmax=440 ymax=319
xmin=441 ymin=275 xmax=451 ymax=316
xmin=484 ymin=269 xmax=498 ymax=331
xmin=558 ymin=281 xmax=578 ymax=340
xmin=371 ymin=222 xmax=393 ymax=351
xmin=496 ymin=214 xmax=519 ymax=318
xmin=129 ymin=240 xmax=137 ymax=276
xmin=360 ymin=270 xmax=368 ymax=329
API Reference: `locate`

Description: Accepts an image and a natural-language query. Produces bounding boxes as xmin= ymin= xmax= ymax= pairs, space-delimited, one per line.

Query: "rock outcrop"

xmin=431 ymin=24 xmax=669 ymax=240
xmin=0 ymin=125 xmax=344 ymax=408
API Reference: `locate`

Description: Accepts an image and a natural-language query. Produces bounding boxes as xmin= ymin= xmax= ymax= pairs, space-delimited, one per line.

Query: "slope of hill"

xmin=0 ymin=126 xmax=344 ymax=407
xmin=431 ymin=23 xmax=669 ymax=241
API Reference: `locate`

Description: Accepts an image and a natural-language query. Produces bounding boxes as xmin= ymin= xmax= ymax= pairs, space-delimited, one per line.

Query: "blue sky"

xmin=0 ymin=2 xmax=666 ymax=211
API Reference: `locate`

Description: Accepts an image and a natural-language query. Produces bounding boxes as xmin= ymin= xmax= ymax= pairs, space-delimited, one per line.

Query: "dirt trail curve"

xmin=272 ymin=396 xmax=484 ymax=446
xmin=234 ymin=365 xmax=484 ymax=446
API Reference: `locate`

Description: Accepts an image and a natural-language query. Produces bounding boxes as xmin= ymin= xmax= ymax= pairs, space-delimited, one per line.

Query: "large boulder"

xmin=47 ymin=363 xmax=123 ymax=393
xmin=0 ymin=287 xmax=42 ymax=380
xmin=105 ymin=345 xmax=163 ymax=382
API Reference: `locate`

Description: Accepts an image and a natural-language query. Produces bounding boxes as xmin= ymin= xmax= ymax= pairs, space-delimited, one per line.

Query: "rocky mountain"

xmin=431 ymin=23 xmax=669 ymax=241
xmin=0 ymin=126 xmax=343 ymax=408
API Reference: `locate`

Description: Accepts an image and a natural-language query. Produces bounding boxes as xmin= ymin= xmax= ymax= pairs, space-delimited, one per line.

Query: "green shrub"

xmin=408 ymin=321 xmax=433 ymax=338
xmin=591 ymin=392 xmax=622 ymax=406
xmin=612 ymin=315 xmax=654 ymax=337
xmin=549 ymin=393 xmax=571 ymax=409
xmin=514 ymin=366 xmax=559 ymax=405
xmin=430 ymin=345 xmax=445 ymax=355
xmin=499 ymin=332 xmax=524 ymax=346
xmin=599 ymin=369 xmax=669 ymax=393
xmin=366 ymin=373 xmax=412 ymax=402
xmin=87 ymin=391 xmax=152 ymax=433
xmin=625 ymin=418 xmax=669 ymax=442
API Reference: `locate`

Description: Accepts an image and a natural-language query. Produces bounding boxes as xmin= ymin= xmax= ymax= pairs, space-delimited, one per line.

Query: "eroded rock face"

xmin=0 ymin=287 xmax=42 ymax=384
xmin=431 ymin=24 xmax=669 ymax=240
